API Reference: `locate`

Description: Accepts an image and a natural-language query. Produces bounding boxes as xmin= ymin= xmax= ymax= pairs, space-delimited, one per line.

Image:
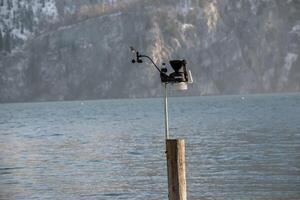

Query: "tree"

xmin=0 ymin=31 xmax=3 ymax=51
xmin=21 ymin=23 xmax=24 ymax=34
xmin=41 ymin=0 xmax=45 ymax=7
xmin=7 ymin=0 xmax=12 ymax=10
xmin=25 ymin=5 xmax=34 ymax=32
xmin=13 ymin=11 xmax=16 ymax=26
xmin=4 ymin=30 xmax=11 ymax=53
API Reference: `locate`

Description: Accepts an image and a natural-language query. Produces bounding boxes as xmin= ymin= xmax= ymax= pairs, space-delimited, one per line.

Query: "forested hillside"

xmin=0 ymin=0 xmax=299 ymax=102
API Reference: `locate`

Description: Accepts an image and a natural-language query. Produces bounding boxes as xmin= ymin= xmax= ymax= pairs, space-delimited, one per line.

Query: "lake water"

xmin=0 ymin=94 xmax=300 ymax=200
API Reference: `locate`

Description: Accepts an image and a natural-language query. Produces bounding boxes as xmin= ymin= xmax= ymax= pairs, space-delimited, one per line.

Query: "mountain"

xmin=0 ymin=0 xmax=300 ymax=102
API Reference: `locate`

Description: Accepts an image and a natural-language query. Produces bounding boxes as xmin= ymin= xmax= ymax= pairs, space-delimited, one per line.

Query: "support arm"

xmin=138 ymin=54 xmax=162 ymax=74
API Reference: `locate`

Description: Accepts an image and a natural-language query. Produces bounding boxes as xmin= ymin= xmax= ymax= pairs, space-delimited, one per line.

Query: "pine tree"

xmin=13 ymin=11 xmax=16 ymax=26
xmin=0 ymin=31 xmax=3 ymax=51
xmin=16 ymin=19 xmax=20 ymax=29
xmin=29 ymin=6 xmax=34 ymax=32
xmin=7 ymin=0 xmax=11 ymax=10
xmin=41 ymin=0 xmax=45 ymax=7
xmin=21 ymin=23 xmax=24 ymax=34
xmin=0 ymin=0 xmax=3 ymax=7
xmin=4 ymin=30 xmax=11 ymax=53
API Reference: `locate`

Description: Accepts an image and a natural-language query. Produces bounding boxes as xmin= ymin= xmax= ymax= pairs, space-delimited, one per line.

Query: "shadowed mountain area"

xmin=0 ymin=0 xmax=300 ymax=102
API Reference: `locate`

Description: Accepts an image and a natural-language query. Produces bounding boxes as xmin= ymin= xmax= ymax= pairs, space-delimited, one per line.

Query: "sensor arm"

xmin=138 ymin=54 xmax=162 ymax=74
xmin=131 ymin=47 xmax=162 ymax=74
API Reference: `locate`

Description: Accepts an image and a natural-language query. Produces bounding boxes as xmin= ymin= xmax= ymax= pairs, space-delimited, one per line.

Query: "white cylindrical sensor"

xmin=172 ymin=82 xmax=188 ymax=90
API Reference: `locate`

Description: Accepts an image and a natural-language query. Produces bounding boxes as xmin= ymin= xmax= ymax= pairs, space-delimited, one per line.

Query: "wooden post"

xmin=166 ymin=139 xmax=187 ymax=200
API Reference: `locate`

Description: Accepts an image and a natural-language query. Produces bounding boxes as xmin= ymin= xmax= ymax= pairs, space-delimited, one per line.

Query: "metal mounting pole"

xmin=163 ymin=83 xmax=169 ymax=140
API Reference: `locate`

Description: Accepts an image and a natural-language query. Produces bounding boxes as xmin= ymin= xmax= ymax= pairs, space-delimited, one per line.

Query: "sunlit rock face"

xmin=0 ymin=0 xmax=299 ymax=102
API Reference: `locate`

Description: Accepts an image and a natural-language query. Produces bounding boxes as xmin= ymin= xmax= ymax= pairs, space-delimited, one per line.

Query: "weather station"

xmin=130 ymin=47 xmax=193 ymax=200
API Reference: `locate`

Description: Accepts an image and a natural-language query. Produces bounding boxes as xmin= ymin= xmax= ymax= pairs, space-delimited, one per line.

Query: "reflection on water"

xmin=0 ymin=94 xmax=300 ymax=199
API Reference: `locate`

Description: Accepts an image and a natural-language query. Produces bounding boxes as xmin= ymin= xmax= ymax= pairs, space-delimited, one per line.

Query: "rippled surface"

xmin=0 ymin=94 xmax=300 ymax=200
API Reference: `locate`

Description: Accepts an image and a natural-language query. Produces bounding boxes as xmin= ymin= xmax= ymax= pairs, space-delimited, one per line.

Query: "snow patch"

xmin=42 ymin=1 xmax=59 ymax=21
xmin=64 ymin=5 xmax=76 ymax=15
xmin=284 ymin=53 xmax=298 ymax=71
xmin=11 ymin=28 xmax=31 ymax=41
xmin=290 ymin=24 xmax=300 ymax=35
xmin=32 ymin=0 xmax=58 ymax=23
xmin=292 ymin=24 xmax=300 ymax=31
xmin=278 ymin=53 xmax=298 ymax=88
xmin=171 ymin=38 xmax=181 ymax=49
xmin=249 ymin=0 xmax=259 ymax=15
xmin=203 ymin=1 xmax=219 ymax=32
xmin=263 ymin=68 xmax=274 ymax=90
xmin=182 ymin=23 xmax=194 ymax=31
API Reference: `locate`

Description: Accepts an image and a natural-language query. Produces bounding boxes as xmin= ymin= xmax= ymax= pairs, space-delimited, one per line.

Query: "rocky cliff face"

xmin=0 ymin=0 xmax=300 ymax=102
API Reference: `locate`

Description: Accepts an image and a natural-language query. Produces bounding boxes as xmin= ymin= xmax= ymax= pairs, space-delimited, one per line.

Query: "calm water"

xmin=0 ymin=94 xmax=300 ymax=200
